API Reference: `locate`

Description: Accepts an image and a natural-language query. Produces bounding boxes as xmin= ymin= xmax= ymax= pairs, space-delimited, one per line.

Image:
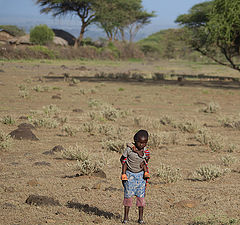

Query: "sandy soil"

xmin=1 ymin=59 xmax=240 ymax=225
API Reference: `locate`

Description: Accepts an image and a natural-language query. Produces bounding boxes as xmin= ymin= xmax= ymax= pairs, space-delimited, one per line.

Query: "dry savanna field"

xmin=1 ymin=59 xmax=240 ymax=225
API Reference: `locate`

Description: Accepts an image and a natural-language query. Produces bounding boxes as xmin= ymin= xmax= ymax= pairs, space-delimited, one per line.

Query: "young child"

xmin=121 ymin=142 xmax=150 ymax=180
xmin=120 ymin=130 xmax=150 ymax=224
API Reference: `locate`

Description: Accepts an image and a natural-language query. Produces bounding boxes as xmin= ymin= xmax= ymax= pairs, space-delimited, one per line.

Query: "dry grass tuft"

xmin=202 ymin=101 xmax=221 ymax=113
xmin=193 ymin=164 xmax=230 ymax=181
xmin=104 ymin=139 xmax=125 ymax=153
xmin=62 ymin=144 xmax=88 ymax=161
xmin=1 ymin=115 xmax=16 ymax=125
xmin=0 ymin=131 xmax=13 ymax=151
xmin=195 ymin=128 xmax=225 ymax=152
xmin=156 ymin=163 xmax=182 ymax=183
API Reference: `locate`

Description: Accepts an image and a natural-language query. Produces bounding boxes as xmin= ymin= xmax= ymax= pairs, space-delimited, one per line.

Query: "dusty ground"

xmin=1 ymin=59 xmax=240 ymax=225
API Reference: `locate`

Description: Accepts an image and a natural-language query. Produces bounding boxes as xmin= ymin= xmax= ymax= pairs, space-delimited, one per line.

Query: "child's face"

xmin=135 ymin=136 xmax=148 ymax=150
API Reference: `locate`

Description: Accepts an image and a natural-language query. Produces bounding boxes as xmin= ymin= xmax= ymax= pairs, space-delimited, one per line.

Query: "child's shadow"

xmin=66 ymin=201 xmax=121 ymax=220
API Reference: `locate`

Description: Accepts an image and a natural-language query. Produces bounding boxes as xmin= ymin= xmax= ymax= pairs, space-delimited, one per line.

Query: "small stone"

xmin=46 ymin=219 xmax=56 ymax=224
xmin=92 ymin=218 xmax=103 ymax=224
xmin=33 ymin=161 xmax=51 ymax=166
xmin=72 ymin=109 xmax=83 ymax=113
xmin=26 ymin=195 xmax=61 ymax=206
xmin=52 ymin=95 xmax=61 ymax=100
xmin=92 ymin=182 xmax=101 ymax=190
xmin=27 ymin=179 xmax=39 ymax=187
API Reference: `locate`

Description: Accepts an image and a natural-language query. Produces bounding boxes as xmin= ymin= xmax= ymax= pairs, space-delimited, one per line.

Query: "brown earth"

xmin=0 ymin=59 xmax=240 ymax=225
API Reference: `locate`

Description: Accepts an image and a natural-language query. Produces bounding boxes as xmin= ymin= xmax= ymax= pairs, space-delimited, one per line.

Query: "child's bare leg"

xmin=123 ymin=206 xmax=130 ymax=222
xmin=138 ymin=206 xmax=144 ymax=223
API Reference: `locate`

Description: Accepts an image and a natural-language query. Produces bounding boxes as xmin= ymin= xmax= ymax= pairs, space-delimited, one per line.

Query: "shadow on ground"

xmin=43 ymin=76 xmax=240 ymax=90
xmin=66 ymin=201 xmax=121 ymax=220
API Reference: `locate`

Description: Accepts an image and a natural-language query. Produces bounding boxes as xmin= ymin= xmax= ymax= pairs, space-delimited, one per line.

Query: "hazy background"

xmin=0 ymin=0 xmax=207 ymax=40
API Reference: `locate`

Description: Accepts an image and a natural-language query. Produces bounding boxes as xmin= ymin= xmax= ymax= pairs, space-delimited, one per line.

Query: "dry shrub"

xmin=227 ymin=144 xmax=237 ymax=153
xmin=88 ymin=100 xmax=128 ymax=121
xmin=62 ymin=125 xmax=78 ymax=136
xmin=221 ymin=155 xmax=237 ymax=167
xmin=156 ymin=163 xmax=182 ymax=183
xmin=1 ymin=115 xmax=16 ymax=125
xmin=104 ymin=139 xmax=125 ymax=153
xmin=193 ymin=164 xmax=229 ymax=181
xmin=74 ymin=159 xmax=104 ymax=175
xmin=202 ymin=101 xmax=221 ymax=113
xmin=31 ymin=117 xmax=59 ymax=129
xmin=19 ymin=90 xmax=29 ymax=98
xmin=62 ymin=144 xmax=88 ymax=161
xmin=32 ymin=85 xmax=50 ymax=92
xmin=160 ymin=115 xmax=174 ymax=126
xmin=149 ymin=132 xmax=181 ymax=148
xmin=100 ymin=105 xmax=120 ymax=121
xmin=134 ymin=116 xmax=162 ymax=130
xmin=28 ymin=104 xmax=65 ymax=129
xmin=43 ymin=104 xmax=61 ymax=117
xmin=178 ymin=119 xmax=201 ymax=133
xmin=0 ymin=131 xmax=13 ymax=150
xmin=149 ymin=133 xmax=162 ymax=148
xmin=82 ymin=121 xmax=97 ymax=133
xmin=219 ymin=115 xmax=240 ymax=130
xmin=195 ymin=128 xmax=225 ymax=152
xmin=191 ymin=214 xmax=240 ymax=225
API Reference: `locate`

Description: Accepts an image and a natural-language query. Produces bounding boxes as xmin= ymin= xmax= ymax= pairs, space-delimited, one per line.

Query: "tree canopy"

xmin=36 ymin=0 xmax=96 ymax=47
xmin=175 ymin=0 xmax=240 ymax=72
xmin=36 ymin=0 xmax=154 ymax=46
xmin=94 ymin=0 xmax=155 ymax=42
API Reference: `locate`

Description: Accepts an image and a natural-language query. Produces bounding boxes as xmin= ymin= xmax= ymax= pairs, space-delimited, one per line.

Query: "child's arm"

xmin=144 ymin=148 xmax=150 ymax=163
xmin=120 ymin=155 xmax=127 ymax=164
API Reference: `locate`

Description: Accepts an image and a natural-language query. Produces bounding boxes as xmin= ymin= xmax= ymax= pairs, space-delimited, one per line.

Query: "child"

xmin=120 ymin=130 xmax=150 ymax=224
xmin=121 ymin=142 xmax=150 ymax=180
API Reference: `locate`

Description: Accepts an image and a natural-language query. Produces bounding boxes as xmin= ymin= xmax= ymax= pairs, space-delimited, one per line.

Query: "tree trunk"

xmin=74 ymin=23 xmax=86 ymax=48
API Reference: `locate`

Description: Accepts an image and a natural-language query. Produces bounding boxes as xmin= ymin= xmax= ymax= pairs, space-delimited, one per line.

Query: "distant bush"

xmin=0 ymin=25 xmax=25 ymax=36
xmin=30 ymin=24 xmax=54 ymax=45
xmin=28 ymin=46 xmax=57 ymax=59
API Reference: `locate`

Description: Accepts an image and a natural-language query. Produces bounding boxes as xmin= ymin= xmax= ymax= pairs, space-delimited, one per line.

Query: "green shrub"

xmin=28 ymin=46 xmax=57 ymax=59
xmin=107 ymin=42 xmax=120 ymax=58
xmin=30 ymin=24 xmax=54 ymax=45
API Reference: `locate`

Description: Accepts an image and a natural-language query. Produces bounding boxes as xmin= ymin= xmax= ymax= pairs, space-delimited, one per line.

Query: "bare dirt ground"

xmin=1 ymin=59 xmax=240 ymax=225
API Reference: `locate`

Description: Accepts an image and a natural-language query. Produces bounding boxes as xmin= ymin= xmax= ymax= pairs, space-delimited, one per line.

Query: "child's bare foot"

xmin=144 ymin=172 xmax=150 ymax=179
xmin=121 ymin=174 xmax=128 ymax=181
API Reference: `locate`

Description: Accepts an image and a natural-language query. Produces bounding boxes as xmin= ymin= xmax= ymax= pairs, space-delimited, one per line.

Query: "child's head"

xmin=134 ymin=130 xmax=148 ymax=150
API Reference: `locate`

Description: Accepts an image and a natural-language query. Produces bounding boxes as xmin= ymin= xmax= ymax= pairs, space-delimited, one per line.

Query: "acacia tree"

xmin=125 ymin=10 xmax=155 ymax=43
xmin=176 ymin=0 xmax=240 ymax=72
xmin=36 ymin=0 xmax=96 ymax=47
xmin=94 ymin=0 xmax=155 ymax=42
